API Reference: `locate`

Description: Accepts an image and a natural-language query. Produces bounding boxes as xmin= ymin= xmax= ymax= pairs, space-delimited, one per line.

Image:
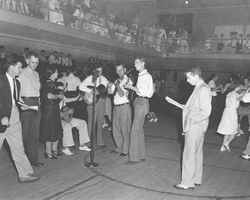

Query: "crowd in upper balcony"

xmin=0 ymin=0 xmax=169 ymax=54
xmin=4 ymin=1 xmax=250 ymax=57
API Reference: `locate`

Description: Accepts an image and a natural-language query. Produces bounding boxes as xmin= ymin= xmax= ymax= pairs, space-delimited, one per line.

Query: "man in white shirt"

xmin=18 ymin=52 xmax=43 ymax=167
xmin=79 ymin=66 xmax=109 ymax=146
xmin=125 ymin=57 xmax=154 ymax=163
xmin=175 ymin=67 xmax=212 ymax=190
xmin=108 ymin=64 xmax=132 ymax=156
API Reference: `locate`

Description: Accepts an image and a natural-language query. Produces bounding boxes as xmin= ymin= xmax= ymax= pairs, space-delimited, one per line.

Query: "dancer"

xmin=0 ymin=54 xmax=39 ymax=182
xmin=125 ymin=57 xmax=154 ymax=163
xmin=175 ymin=66 xmax=212 ymax=190
xmin=217 ymin=85 xmax=245 ymax=152
xmin=238 ymin=88 xmax=250 ymax=160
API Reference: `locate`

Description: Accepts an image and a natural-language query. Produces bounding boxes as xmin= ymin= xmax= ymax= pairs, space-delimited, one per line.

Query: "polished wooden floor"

xmin=1 ymin=114 xmax=250 ymax=200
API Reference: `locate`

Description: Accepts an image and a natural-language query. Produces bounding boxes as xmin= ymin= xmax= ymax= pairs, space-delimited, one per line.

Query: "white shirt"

xmin=65 ymin=74 xmax=81 ymax=91
xmin=136 ymin=69 xmax=154 ymax=98
xmin=6 ymin=73 xmax=15 ymax=105
xmin=242 ymin=92 xmax=250 ymax=103
xmin=18 ymin=67 xmax=40 ymax=97
xmin=208 ymin=80 xmax=217 ymax=96
xmin=79 ymin=75 xmax=109 ymax=93
xmin=109 ymin=75 xmax=132 ymax=105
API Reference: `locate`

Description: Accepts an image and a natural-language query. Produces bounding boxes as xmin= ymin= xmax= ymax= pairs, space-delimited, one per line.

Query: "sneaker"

xmin=79 ymin=145 xmax=91 ymax=151
xmin=62 ymin=148 xmax=74 ymax=156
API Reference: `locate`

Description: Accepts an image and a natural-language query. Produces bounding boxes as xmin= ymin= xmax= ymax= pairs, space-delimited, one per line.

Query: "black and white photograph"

xmin=1 ymin=0 xmax=250 ymax=199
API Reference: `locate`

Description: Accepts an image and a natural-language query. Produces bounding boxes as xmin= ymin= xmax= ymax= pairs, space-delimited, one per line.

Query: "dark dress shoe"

xmin=126 ymin=161 xmax=140 ymax=165
xmin=120 ymin=153 xmax=127 ymax=157
xmin=18 ymin=175 xmax=40 ymax=183
xmin=44 ymin=153 xmax=57 ymax=159
xmin=174 ymin=184 xmax=195 ymax=190
xmin=31 ymin=162 xmax=44 ymax=167
xmin=110 ymin=150 xmax=119 ymax=154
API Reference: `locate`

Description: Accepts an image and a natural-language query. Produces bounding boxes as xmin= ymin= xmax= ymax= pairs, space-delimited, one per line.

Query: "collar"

xmin=119 ymin=74 xmax=128 ymax=81
xmin=6 ymin=72 xmax=14 ymax=82
xmin=25 ymin=66 xmax=34 ymax=73
xmin=138 ymin=69 xmax=148 ymax=76
xmin=195 ymin=79 xmax=204 ymax=88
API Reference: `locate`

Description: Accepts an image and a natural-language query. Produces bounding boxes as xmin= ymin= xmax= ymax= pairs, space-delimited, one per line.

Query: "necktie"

xmin=13 ymin=78 xmax=18 ymax=103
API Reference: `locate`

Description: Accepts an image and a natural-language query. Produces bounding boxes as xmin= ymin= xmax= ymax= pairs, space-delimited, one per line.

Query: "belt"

xmin=21 ymin=96 xmax=40 ymax=106
xmin=114 ymin=103 xmax=130 ymax=107
xmin=136 ymin=96 xmax=149 ymax=99
xmin=21 ymin=96 xmax=40 ymax=100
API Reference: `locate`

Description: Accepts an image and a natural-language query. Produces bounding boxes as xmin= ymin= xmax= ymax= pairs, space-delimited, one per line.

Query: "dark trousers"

xmin=20 ymin=110 xmax=41 ymax=164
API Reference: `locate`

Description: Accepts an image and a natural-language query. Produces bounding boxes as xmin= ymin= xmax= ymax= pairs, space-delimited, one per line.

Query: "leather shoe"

xmin=31 ymin=162 xmax=44 ymax=167
xmin=241 ymin=154 xmax=250 ymax=160
xmin=18 ymin=175 xmax=40 ymax=183
xmin=174 ymin=184 xmax=195 ymax=190
xmin=120 ymin=153 xmax=127 ymax=157
xmin=126 ymin=161 xmax=141 ymax=165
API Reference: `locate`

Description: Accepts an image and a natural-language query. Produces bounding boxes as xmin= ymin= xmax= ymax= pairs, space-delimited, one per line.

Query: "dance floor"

xmin=1 ymin=114 xmax=250 ymax=200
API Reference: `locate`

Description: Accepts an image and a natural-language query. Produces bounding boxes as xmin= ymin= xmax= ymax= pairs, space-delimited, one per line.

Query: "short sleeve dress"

xmin=217 ymin=91 xmax=240 ymax=135
xmin=40 ymin=80 xmax=63 ymax=142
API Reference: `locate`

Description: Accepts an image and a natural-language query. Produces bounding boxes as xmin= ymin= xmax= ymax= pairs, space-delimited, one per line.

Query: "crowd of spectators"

xmin=201 ymin=32 xmax=250 ymax=54
xmin=4 ymin=1 xmax=250 ymax=56
xmin=0 ymin=0 xmax=168 ymax=54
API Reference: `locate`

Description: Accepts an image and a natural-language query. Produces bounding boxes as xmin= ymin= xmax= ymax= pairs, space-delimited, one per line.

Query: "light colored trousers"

xmin=0 ymin=106 xmax=33 ymax=178
xmin=129 ymin=98 xmax=149 ymax=162
xmin=113 ymin=103 xmax=131 ymax=154
xmin=181 ymin=123 xmax=207 ymax=186
xmin=62 ymin=118 xmax=90 ymax=147
xmin=243 ymin=138 xmax=250 ymax=155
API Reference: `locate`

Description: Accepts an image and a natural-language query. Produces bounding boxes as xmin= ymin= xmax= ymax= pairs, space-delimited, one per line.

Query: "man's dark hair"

xmin=185 ymin=66 xmax=202 ymax=78
xmin=2 ymin=53 xmax=24 ymax=73
xmin=135 ymin=57 xmax=146 ymax=64
xmin=115 ymin=64 xmax=124 ymax=68
xmin=26 ymin=51 xmax=39 ymax=59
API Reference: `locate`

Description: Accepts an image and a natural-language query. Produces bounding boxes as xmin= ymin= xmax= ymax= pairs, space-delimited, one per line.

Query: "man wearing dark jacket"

xmin=0 ymin=54 xmax=39 ymax=183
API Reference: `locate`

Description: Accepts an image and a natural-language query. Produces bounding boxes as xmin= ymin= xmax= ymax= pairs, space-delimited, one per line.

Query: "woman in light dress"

xmin=217 ymin=85 xmax=246 ymax=152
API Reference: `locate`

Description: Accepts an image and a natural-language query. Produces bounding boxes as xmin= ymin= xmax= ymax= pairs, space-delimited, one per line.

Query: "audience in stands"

xmin=0 ymin=0 xmax=168 ymax=54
